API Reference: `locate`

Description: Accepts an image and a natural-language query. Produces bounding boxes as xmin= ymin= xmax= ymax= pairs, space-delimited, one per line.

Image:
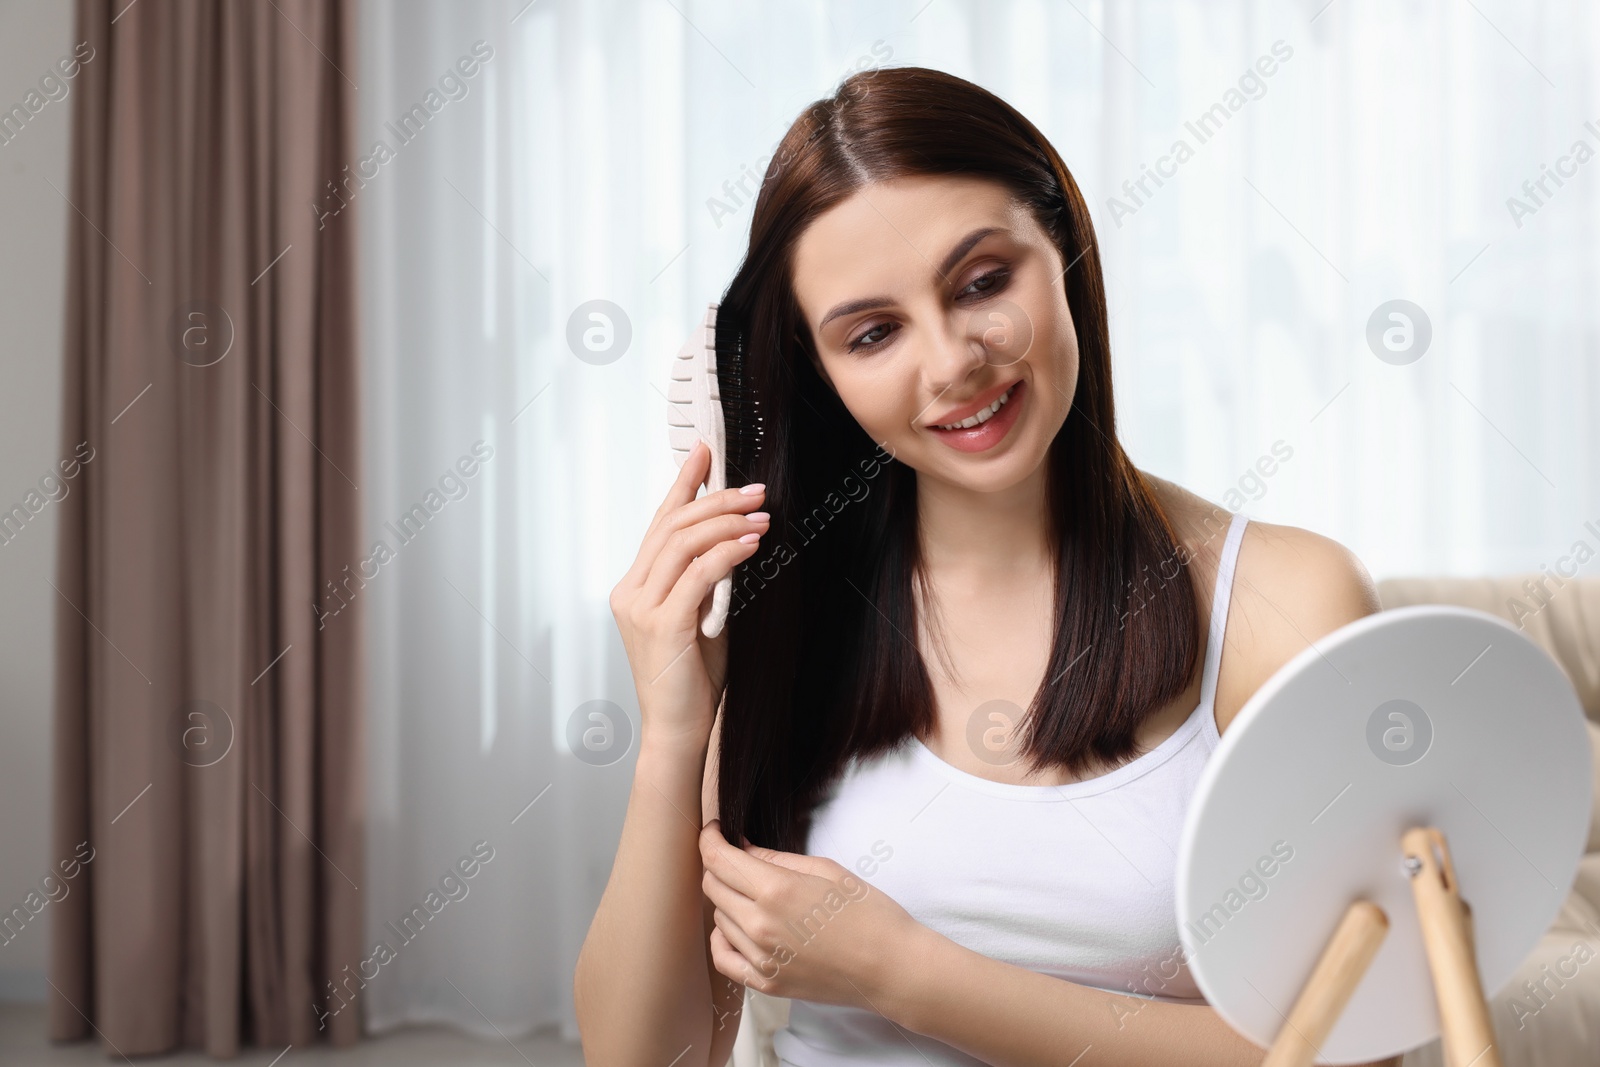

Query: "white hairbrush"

xmin=667 ymin=302 xmax=759 ymax=639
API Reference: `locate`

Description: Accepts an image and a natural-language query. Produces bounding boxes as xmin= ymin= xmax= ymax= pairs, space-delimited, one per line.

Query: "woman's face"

xmin=790 ymin=174 xmax=1079 ymax=493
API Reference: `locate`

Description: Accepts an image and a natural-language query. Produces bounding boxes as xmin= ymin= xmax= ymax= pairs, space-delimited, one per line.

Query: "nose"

xmin=923 ymin=310 xmax=990 ymax=406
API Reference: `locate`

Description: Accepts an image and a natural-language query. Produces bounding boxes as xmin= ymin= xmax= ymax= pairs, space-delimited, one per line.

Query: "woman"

xmin=576 ymin=66 xmax=1396 ymax=1067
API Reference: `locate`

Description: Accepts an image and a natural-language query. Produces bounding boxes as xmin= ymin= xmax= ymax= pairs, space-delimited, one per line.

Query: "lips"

xmin=925 ymin=379 xmax=1027 ymax=454
xmin=926 ymin=378 xmax=1023 ymax=428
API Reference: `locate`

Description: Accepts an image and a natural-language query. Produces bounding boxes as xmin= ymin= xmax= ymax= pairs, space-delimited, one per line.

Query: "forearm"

xmin=575 ymin=731 xmax=715 ymax=1067
xmin=878 ymin=925 xmax=1269 ymax=1067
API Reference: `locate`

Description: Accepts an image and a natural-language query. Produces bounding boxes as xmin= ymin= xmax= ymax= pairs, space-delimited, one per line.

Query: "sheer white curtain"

xmin=355 ymin=0 xmax=1600 ymax=1041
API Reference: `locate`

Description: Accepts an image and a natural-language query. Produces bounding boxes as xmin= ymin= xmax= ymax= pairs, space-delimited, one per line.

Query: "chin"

xmin=916 ymin=432 xmax=1050 ymax=493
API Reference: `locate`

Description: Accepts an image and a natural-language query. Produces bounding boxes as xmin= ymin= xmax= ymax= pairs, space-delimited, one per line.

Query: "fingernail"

xmin=746 ymin=512 xmax=769 ymax=522
xmin=739 ymin=483 xmax=765 ymax=495
xmin=738 ymin=532 xmax=760 ymax=543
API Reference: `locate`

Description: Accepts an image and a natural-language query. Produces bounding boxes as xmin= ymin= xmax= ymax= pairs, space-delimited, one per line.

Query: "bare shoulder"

xmin=1214 ymin=517 xmax=1382 ymax=734
xmin=1143 ymin=473 xmax=1383 ymax=736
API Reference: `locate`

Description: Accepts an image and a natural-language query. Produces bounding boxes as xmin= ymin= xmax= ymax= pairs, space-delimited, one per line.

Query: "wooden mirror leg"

xmin=1401 ymin=826 xmax=1502 ymax=1067
xmin=1263 ymin=899 xmax=1390 ymax=1067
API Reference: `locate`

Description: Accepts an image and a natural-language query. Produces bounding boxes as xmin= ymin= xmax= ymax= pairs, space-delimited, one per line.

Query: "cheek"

xmin=1051 ymin=345 xmax=1080 ymax=415
xmin=831 ymin=363 xmax=916 ymax=438
xmin=1059 ymin=338 xmax=1080 ymax=388
xmin=1026 ymin=318 xmax=1079 ymax=427
xmin=1048 ymin=303 xmax=1079 ymax=380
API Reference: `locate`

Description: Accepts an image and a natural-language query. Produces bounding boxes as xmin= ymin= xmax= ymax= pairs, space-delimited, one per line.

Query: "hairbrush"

xmin=666 ymin=301 xmax=763 ymax=638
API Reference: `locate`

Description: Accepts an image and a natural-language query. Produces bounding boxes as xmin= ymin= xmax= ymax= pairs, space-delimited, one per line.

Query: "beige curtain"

xmin=51 ymin=0 xmax=363 ymax=1055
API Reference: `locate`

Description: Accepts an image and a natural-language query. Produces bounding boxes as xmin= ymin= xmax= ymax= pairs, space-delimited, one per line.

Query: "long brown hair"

xmin=715 ymin=65 xmax=1200 ymax=853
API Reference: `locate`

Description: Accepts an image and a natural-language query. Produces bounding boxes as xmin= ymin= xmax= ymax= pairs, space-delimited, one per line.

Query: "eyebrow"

xmin=816 ymin=226 xmax=1009 ymax=332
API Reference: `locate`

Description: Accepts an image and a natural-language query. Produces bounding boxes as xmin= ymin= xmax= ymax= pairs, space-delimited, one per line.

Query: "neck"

xmin=915 ymin=458 xmax=1054 ymax=581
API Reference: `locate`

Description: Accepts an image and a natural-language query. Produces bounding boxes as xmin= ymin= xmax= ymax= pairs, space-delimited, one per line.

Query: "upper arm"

xmin=702 ymin=704 xmax=747 ymax=1067
xmin=1214 ymin=522 xmax=1383 ymax=735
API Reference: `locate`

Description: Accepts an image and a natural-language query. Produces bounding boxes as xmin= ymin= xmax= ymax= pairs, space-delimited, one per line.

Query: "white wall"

xmin=0 ymin=0 xmax=75 ymax=1002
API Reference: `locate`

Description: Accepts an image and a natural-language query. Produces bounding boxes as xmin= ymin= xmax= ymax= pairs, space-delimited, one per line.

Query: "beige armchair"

xmin=732 ymin=576 xmax=1600 ymax=1067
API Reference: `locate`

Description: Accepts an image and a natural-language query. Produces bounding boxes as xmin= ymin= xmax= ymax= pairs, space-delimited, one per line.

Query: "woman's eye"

xmin=961 ymin=268 xmax=1009 ymax=299
xmin=847 ymin=322 xmax=894 ymax=352
xmin=844 ymin=269 xmax=1008 ymax=353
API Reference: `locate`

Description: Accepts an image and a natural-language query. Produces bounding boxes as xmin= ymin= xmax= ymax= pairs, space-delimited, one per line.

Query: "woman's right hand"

xmin=610 ymin=439 xmax=769 ymax=752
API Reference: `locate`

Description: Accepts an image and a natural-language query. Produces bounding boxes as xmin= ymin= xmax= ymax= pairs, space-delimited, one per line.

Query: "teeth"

xmin=935 ymin=383 xmax=1015 ymax=431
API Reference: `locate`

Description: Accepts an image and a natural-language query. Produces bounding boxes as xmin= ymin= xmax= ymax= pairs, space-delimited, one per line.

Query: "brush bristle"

xmin=715 ymin=320 xmax=764 ymax=487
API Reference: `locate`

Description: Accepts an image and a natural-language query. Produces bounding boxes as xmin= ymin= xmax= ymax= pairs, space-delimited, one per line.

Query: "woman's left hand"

xmin=699 ymin=819 xmax=921 ymax=1011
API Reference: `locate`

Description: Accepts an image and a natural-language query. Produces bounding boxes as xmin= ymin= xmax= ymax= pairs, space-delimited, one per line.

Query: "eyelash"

xmin=845 ymin=268 xmax=1012 ymax=353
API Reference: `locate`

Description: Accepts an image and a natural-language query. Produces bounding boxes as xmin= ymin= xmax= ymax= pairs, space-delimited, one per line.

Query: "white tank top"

xmin=771 ymin=512 xmax=1249 ymax=1067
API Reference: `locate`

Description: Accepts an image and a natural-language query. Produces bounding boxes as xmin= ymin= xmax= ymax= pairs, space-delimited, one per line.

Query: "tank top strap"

xmin=1198 ymin=511 xmax=1249 ymax=712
